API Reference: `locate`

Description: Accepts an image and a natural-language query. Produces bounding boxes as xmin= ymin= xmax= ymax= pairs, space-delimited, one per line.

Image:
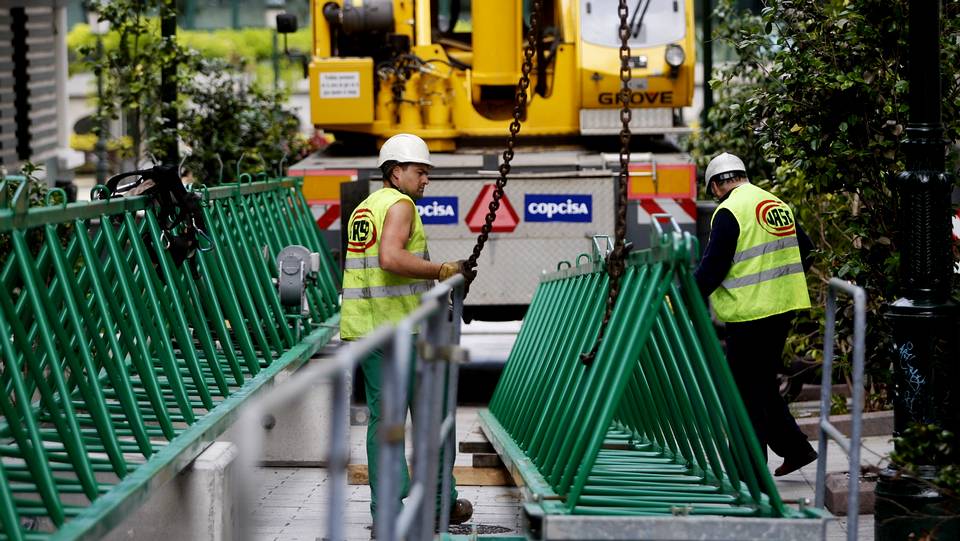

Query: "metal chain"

xmin=581 ymin=0 xmax=632 ymax=366
xmin=463 ymin=0 xmax=544 ymax=289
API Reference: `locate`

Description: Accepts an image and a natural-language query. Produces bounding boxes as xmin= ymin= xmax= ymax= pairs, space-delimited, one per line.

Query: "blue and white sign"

xmin=524 ymin=194 xmax=592 ymax=222
xmin=416 ymin=196 xmax=458 ymax=225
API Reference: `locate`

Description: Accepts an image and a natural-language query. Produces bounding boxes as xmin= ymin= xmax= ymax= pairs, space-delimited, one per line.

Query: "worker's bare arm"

xmin=380 ymin=200 xmax=442 ymax=279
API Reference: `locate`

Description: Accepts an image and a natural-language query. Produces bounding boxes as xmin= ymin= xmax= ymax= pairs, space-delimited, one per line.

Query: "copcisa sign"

xmin=416 ymin=196 xmax=458 ymax=224
xmin=524 ymin=194 xmax=593 ymax=223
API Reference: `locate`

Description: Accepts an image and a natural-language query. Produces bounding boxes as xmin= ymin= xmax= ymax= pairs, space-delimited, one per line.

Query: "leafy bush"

xmin=76 ymin=1 xmax=312 ymax=176
xmin=0 ymin=163 xmax=49 ymax=264
xmin=180 ymin=66 xmax=316 ymax=184
xmin=891 ymin=423 xmax=960 ymax=493
xmin=686 ymin=0 xmax=960 ymax=408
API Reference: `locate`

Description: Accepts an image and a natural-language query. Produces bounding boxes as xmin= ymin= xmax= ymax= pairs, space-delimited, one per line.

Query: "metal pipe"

xmin=815 ymin=279 xmax=866 ymax=541
xmin=700 ymin=0 xmax=713 ymax=126
xmin=415 ymin=0 xmax=431 ymax=46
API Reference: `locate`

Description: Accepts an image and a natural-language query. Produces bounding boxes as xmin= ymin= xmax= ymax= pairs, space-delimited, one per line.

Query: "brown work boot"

xmin=774 ymin=448 xmax=818 ymax=477
xmin=448 ymin=498 xmax=474 ymax=525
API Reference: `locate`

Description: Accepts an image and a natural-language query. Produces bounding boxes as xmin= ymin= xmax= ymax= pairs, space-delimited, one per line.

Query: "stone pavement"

xmin=249 ymin=406 xmax=893 ymax=541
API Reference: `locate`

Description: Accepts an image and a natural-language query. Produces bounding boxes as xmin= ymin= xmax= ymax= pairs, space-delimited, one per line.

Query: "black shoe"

xmin=774 ymin=449 xmax=818 ymax=477
xmin=448 ymin=498 xmax=474 ymax=525
xmin=369 ymin=523 xmax=376 ymax=539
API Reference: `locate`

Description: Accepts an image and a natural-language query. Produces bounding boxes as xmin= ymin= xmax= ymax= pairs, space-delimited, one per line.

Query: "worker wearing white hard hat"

xmin=696 ymin=151 xmax=818 ymax=477
xmin=342 ymin=134 xmax=473 ymax=534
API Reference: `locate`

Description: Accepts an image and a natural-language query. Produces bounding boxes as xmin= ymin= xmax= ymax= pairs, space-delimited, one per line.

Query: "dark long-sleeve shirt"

xmin=694 ymin=207 xmax=814 ymax=299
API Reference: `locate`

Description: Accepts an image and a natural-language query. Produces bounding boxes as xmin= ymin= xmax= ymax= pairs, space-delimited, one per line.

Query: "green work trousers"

xmin=361 ymin=347 xmax=458 ymax=520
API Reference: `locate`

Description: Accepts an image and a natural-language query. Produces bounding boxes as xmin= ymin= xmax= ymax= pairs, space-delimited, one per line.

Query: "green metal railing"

xmin=483 ymin=222 xmax=821 ymax=520
xmin=0 ymin=176 xmax=339 ymax=540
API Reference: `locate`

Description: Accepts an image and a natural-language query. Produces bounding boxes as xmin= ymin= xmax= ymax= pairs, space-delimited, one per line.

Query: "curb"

xmin=797 ymin=410 xmax=893 ymax=441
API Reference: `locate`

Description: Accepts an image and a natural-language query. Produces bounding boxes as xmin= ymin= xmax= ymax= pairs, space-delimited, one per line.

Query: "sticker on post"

xmin=524 ymin=194 xmax=592 ymax=223
xmin=320 ymin=72 xmax=360 ymax=99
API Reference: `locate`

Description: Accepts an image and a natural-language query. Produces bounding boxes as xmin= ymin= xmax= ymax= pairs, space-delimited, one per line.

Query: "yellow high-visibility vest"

xmin=340 ymin=188 xmax=433 ymax=339
xmin=709 ymin=183 xmax=811 ymax=322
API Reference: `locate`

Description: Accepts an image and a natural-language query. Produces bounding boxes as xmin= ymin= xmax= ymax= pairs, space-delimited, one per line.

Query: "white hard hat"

xmin=704 ymin=152 xmax=747 ymax=185
xmin=377 ymin=134 xmax=433 ymax=168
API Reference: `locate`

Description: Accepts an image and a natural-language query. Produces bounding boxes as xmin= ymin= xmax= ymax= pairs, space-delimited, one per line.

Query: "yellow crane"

xmin=292 ymin=0 xmax=700 ymax=320
xmin=308 ymin=0 xmax=696 ymax=150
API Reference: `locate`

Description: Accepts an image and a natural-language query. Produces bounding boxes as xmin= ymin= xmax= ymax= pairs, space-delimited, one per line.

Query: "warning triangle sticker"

xmin=465 ymin=184 xmax=520 ymax=233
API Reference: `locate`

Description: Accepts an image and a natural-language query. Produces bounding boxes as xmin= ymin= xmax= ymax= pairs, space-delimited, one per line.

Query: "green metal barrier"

xmin=481 ymin=223 xmax=827 ymax=527
xmin=0 ymin=176 xmax=339 ymax=540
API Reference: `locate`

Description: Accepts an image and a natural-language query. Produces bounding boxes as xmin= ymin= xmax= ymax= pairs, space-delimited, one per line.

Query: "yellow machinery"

xmin=309 ymin=0 xmax=696 ymax=150
xmin=293 ymin=0 xmax=699 ymax=320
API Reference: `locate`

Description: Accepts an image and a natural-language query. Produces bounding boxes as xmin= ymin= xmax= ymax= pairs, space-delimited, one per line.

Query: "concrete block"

xmin=471 ymin=453 xmax=504 ymax=468
xmin=824 ymin=470 xmax=877 ymax=516
xmin=105 ymin=441 xmax=239 ymax=541
xmin=798 ymin=410 xmax=894 ymax=440
xmin=257 ymin=359 xmax=352 ymax=467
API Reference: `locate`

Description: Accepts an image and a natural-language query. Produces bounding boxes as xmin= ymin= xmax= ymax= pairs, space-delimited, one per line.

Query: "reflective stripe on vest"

xmin=721 ymin=262 xmax=805 ymax=289
xmin=342 ymin=252 xmax=428 ymax=270
xmin=342 ymin=280 xmax=434 ymax=300
xmin=709 ymin=183 xmax=811 ymax=323
xmin=340 ymin=188 xmax=432 ymax=339
xmin=730 ymin=237 xmax=799 ymax=264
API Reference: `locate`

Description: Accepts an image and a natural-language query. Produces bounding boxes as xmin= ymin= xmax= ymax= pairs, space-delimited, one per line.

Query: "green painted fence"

xmin=0 ymin=176 xmax=339 ymax=540
xmin=483 ymin=225 xmax=824 ymax=520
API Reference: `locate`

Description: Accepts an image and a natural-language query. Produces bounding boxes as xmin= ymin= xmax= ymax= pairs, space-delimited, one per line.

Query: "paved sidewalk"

xmin=250 ymin=406 xmax=892 ymax=541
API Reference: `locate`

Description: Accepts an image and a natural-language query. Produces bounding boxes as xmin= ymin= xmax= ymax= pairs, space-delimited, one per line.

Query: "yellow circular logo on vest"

xmin=347 ymin=208 xmax=378 ymax=252
xmin=755 ymin=199 xmax=796 ymax=237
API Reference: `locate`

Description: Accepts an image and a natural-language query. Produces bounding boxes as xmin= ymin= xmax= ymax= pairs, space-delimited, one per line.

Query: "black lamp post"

xmin=86 ymin=4 xmax=109 ymax=185
xmin=875 ymin=1 xmax=960 ymax=538
xmin=160 ymin=0 xmax=177 ymax=165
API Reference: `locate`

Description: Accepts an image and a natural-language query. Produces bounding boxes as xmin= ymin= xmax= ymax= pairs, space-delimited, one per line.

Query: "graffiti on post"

xmin=895 ymin=341 xmax=926 ymax=417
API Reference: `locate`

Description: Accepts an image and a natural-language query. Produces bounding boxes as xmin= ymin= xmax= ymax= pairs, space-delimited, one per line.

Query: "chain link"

xmin=581 ymin=0 xmax=632 ymax=366
xmin=462 ymin=0 xmax=544 ymax=289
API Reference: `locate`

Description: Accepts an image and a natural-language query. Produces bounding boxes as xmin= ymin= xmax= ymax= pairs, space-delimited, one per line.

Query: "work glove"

xmin=438 ymin=260 xmax=467 ymax=281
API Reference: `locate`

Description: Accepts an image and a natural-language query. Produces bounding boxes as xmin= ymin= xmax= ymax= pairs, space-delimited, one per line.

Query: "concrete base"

xmin=824 ymin=471 xmax=877 ymax=516
xmin=104 ymin=441 xmax=239 ymax=541
xmin=539 ymin=514 xmax=830 ymax=541
xmin=254 ymin=358 xmax=351 ymax=466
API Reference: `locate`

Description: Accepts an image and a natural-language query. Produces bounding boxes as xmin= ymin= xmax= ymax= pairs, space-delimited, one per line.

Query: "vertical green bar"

xmin=223 ymin=198 xmax=287 ymax=351
xmin=124 ymin=214 xmax=214 ymax=410
xmin=529 ymin=272 xmax=607 ymax=467
xmin=74 ymin=219 xmax=176 ymax=441
xmin=0 ymin=462 xmax=24 ymax=541
xmin=142 ymin=212 xmax=230 ymax=397
xmin=210 ymin=201 xmax=276 ymax=361
xmin=197 ymin=203 xmax=265 ymax=374
xmin=41 ymin=226 xmax=129 ymax=476
xmin=0 ymin=310 xmax=65 ymax=526
xmin=11 ymin=232 xmax=103 ymax=500
xmin=99 ymin=216 xmax=196 ymax=425
xmin=236 ymin=193 xmax=295 ymax=347
xmin=563 ymin=264 xmax=671 ymax=503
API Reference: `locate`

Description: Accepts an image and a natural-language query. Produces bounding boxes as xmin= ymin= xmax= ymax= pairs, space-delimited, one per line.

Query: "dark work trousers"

xmin=361 ymin=346 xmax=458 ymax=521
xmin=724 ymin=312 xmax=814 ymax=461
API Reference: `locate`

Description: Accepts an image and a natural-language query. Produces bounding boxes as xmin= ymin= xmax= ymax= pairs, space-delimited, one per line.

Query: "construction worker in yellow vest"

xmin=694 ymin=152 xmax=818 ymax=477
xmin=340 ymin=133 xmax=473 ymax=536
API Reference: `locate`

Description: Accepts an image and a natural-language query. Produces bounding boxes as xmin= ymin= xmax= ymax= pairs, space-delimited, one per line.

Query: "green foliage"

xmin=179 ymin=66 xmax=315 ymax=184
xmin=829 ymin=392 xmax=849 ymax=416
xmin=0 ymin=163 xmax=48 ymax=264
xmin=686 ymin=0 xmax=960 ymax=407
xmin=891 ymin=423 xmax=960 ymax=493
xmin=76 ymin=1 xmax=310 ymax=176
xmin=70 ymin=22 xmax=312 ymax=81
xmin=77 ymin=1 xmax=201 ymax=166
